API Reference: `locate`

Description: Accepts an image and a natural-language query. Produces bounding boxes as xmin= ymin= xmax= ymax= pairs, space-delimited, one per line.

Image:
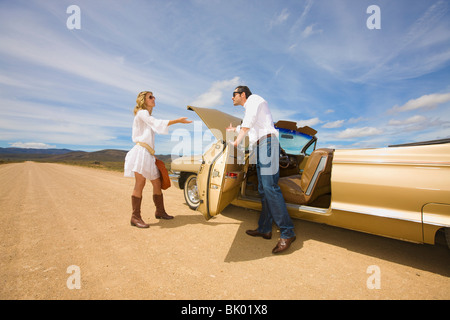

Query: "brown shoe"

xmin=272 ymin=236 xmax=296 ymax=254
xmin=245 ymin=229 xmax=272 ymax=240
xmin=153 ymin=194 xmax=174 ymax=220
xmin=130 ymin=196 xmax=150 ymax=228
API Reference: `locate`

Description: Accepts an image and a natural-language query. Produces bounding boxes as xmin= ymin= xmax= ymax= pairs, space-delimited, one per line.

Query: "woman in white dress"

xmin=124 ymin=91 xmax=191 ymax=228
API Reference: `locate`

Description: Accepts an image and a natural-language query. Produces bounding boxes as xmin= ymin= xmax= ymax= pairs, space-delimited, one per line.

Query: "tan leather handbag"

xmin=137 ymin=142 xmax=171 ymax=190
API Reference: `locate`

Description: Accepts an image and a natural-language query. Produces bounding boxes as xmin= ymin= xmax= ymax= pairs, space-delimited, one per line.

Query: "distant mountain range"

xmin=0 ymin=147 xmax=76 ymax=155
xmin=0 ymin=147 xmax=172 ymax=163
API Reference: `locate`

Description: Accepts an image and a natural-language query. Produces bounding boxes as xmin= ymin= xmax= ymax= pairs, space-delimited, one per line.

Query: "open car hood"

xmin=187 ymin=105 xmax=317 ymax=142
xmin=187 ymin=105 xmax=242 ymax=142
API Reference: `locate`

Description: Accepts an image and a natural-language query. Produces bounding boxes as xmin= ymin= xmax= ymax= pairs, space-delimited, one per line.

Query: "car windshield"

xmin=276 ymin=126 xmax=315 ymax=155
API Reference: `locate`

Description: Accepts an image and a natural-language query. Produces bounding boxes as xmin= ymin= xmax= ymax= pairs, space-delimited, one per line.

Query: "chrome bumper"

xmin=169 ymin=172 xmax=181 ymax=189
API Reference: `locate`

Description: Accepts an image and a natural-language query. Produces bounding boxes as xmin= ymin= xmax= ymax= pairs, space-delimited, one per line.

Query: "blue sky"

xmin=0 ymin=0 xmax=449 ymax=154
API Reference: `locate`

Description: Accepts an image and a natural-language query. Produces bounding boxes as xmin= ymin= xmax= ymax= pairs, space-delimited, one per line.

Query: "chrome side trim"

xmin=169 ymin=173 xmax=180 ymax=180
xmin=333 ymin=160 xmax=450 ymax=167
xmin=287 ymin=203 xmax=329 ymax=215
xmin=330 ymin=205 xmax=422 ymax=224
xmin=423 ymin=220 xmax=450 ymax=227
xmin=237 ymin=195 xmax=330 ymax=215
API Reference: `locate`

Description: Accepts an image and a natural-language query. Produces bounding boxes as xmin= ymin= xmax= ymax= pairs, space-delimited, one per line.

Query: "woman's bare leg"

xmin=132 ymin=172 xmax=146 ymax=198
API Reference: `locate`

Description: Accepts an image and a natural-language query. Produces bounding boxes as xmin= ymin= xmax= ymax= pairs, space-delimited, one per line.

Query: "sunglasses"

xmin=232 ymin=91 xmax=242 ymax=97
xmin=147 ymin=95 xmax=156 ymax=100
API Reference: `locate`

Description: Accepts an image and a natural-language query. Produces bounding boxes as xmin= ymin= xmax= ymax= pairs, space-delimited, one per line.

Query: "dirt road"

xmin=0 ymin=161 xmax=449 ymax=300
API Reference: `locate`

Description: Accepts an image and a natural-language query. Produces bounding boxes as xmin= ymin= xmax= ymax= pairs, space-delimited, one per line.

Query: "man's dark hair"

xmin=235 ymin=86 xmax=252 ymax=99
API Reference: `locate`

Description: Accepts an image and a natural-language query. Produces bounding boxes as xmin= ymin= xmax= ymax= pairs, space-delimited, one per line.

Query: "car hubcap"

xmin=187 ymin=178 xmax=199 ymax=204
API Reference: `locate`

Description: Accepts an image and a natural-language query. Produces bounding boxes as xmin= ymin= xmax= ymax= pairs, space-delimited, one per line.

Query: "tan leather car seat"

xmin=278 ymin=148 xmax=333 ymax=205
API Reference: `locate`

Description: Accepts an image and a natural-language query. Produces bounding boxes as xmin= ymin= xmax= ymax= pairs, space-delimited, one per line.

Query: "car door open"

xmin=196 ymin=141 xmax=245 ymax=220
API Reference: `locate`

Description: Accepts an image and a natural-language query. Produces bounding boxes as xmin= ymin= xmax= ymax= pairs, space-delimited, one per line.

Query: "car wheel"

xmin=184 ymin=174 xmax=199 ymax=210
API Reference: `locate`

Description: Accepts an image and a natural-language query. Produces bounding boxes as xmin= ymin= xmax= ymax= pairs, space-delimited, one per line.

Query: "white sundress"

xmin=124 ymin=109 xmax=169 ymax=180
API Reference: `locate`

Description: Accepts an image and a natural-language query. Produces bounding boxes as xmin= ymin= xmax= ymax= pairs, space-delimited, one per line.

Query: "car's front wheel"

xmin=183 ymin=174 xmax=200 ymax=210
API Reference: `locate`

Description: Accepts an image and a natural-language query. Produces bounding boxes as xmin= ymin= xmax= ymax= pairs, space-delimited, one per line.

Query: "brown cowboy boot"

xmin=130 ymin=196 xmax=150 ymax=228
xmin=153 ymin=194 xmax=173 ymax=219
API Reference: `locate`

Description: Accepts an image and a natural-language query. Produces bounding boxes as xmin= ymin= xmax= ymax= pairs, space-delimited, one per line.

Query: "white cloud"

xmin=389 ymin=93 xmax=450 ymax=113
xmin=388 ymin=115 xmax=427 ymax=125
xmin=0 ymin=98 xmax=121 ymax=147
xmin=322 ymin=120 xmax=344 ymax=129
xmin=270 ymin=107 xmax=300 ymax=123
xmin=387 ymin=114 xmax=449 ymax=134
xmin=336 ymin=127 xmax=383 ymax=139
xmin=9 ymin=142 xmax=56 ymax=149
xmin=360 ymin=1 xmax=450 ymax=82
xmin=348 ymin=117 xmax=367 ymax=124
xmin=190 ymin=77 xmax=241 ymax=108
xmin=289 ymin=1 xmax=450 ymax=83
xmin=0 ymin=8 xmax=195 ymax=109
xmin=270 ymin=8 xmax=290 ymax=29
xmin=297 ymin=117 xmax=321 ymax=128
xmin=290 ymin=0 xmax=314 ymax=34
xmin=302 ymin=24 xmax=322 ymax=38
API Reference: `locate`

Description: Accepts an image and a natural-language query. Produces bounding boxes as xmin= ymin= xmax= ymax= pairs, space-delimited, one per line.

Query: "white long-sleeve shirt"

xmin=132 ymin=109 xmax=169 ymax=151
xmin=237 ymin=94 xmax=278 ymax=145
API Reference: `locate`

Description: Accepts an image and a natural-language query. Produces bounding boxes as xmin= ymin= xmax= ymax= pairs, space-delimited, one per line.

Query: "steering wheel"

xmin=279 ymin=147 xmax=292 ymax=169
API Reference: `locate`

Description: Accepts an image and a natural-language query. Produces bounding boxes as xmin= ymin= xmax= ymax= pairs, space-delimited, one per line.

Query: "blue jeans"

xmin=256 ymin=136 xmax=295 ymax=239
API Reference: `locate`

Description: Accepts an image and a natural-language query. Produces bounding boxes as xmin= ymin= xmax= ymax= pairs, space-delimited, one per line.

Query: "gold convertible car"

xmin=170 ymin=106 xmax=450 ymax=248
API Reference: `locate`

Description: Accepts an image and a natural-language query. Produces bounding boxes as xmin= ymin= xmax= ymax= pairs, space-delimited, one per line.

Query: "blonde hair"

xmin=134 ymin=91 xmax=153 ymax=115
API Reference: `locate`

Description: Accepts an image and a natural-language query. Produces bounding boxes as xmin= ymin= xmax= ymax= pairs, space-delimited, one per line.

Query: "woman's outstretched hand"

xmin=178 ymin=117 xmax=192 ymax=124
xmin=169 ymin=117 xmax=192 ymax=126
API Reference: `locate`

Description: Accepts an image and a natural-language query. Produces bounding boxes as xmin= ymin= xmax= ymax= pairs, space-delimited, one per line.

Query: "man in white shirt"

xmin=227 ymin=86 xmax=296 ymax=254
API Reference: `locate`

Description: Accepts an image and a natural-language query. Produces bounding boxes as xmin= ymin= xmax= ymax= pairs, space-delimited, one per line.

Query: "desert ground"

xmin=0 ymin=161 xmax=449 ymax=300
